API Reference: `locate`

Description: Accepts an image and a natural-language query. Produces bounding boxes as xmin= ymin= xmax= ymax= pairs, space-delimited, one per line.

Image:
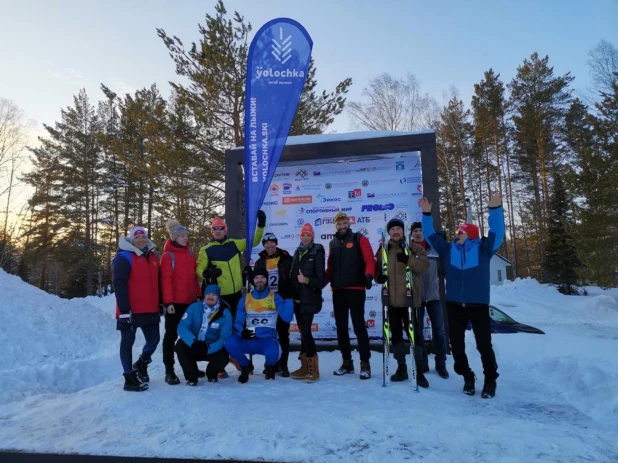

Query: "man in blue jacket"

xmin=224 ymin=268 xmax=294 ymax=383
xmin=419 ymin=192 xmax=504 ymax=399
xmin=175 ymin=284 xmax=233 ymax=385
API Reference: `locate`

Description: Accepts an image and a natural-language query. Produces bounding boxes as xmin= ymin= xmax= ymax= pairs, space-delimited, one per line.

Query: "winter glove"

xmin=242 ymin=265 xmax=252 ymax=278
xmin=241 ymin=328 xmax=256 ymax=340
xmin=375 ymin=274 xmax=388 ymax=284
xmin=117 ymin=313 xmax=132 ymax=330
xmin=257 ymin=210 xmax=266 ymax=228
xmin=191 ymin=340 xmax=208 ymax=357
xmin=396 ymin=253 xmax=408 ymax=264
xmin=203 ymin=267 xmax=223 ymax=279
xmin=364 ymin=274 xmax=373 ymax=290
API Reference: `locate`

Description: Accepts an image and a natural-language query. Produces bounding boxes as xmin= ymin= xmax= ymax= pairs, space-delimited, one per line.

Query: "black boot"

xmin=123 ymin=370 xmax=148 ymax=392
xmin=481 ymin=377 xmax=497 ymax=399
xmin=390 ymin=363 xmax=409 ymax=382
xmin=165 ymin=365 xmax=180 ymax=385
xmin=334 ymin=359 xmax=354 ymax=376
xmin=238 ymin=366 xmax=252 ymax=384
xmin=264 ymin=364 xmax=276 ymax=380
xmin=133 ymin=356 xmax=151 ymax=383
xmin=416 ymin=369 xmax=429 ymax=388
xmin=463 ymin=370 xmax=476 ymax=396
xmin=436 ymin=365 xmax=450 ymax=379
xmin=279 ymin=352 xmax=290 ymax=377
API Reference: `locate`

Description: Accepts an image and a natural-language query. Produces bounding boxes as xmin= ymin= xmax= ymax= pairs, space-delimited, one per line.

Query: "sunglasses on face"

xmin=212 ymin=226 xmax=225 ymax=232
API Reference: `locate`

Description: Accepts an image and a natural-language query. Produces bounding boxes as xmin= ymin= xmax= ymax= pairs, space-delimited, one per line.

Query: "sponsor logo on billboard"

xmin=263 ymin=200 xmax=279 ymax=206
xmin=357 ymin=227 xmax=369 ymax=236
xmin=347 ymin=189 xmax=362 ymax=199
xmin=297 ymin=218 xmax=305 ymax=226
xmin=301 ymin=206 xmax=352 ymax=214
xmin=369 ymin=310 xmax=377 ymax=318
xmin=275 ymin=209 xmax=287 ymax=215
xmin=355 ymin=166 xmax=390 ymax=172
xmin=270 ymin=184 xmax=279 ymax=195
xmin=290 ymin=323 xmax=319 ymax=332
xmin=400 ymin=176 xmax=422 ymax=183
xmin=280 ymin=233 xmax=295 ymax=239
xmin=295 ymin=168 xmax=309 ymax=180
xmin=315 ymin=217 xmax=334 ymax=227
xmin=316 ymin=193 xmax=341 ymax=203
xmin=282 ymin=195 xmax=312 ymax=205
xmin=321 ymin=233 xmax=336 ymax=240
xmin=361 ymin=203 xmax=395 ymax=212
xmin=295 ymin=185 xmax=301 ymax=191
xmin=325 ymin=183 xmax=332 ymax=189
xmin=414 ymin=160 xmax=421 ymax=168
xmin=274 ymin=172 xmax=290 ymax=178
xmin=362 ymin=180 xmax=369 ymax=187
xmin=366 ymin=320 xmax=375 ymax=328
xmin=283 ymin=183 xmax=292 ymax=194
xmin=269 ymin=222 xmax=289 ymax=227
xmin=355 ymin=216 xmax=370 ymax=223
xmin=395 ymin=161 xmax=405 ymax=171
xmin=417 ymin=184 xmax=423 ymax=193
xmin=311 ymin=169 xmax=351 ymax=177
xmin=375 ymin=191 xmax=408 ymax=198
xmin=366 ymin=192 xmax=375 ymax=198
xmin=392 ymin=211 xmax=408 ymax=221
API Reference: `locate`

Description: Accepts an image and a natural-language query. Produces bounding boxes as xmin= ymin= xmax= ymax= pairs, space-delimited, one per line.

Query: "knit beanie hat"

xmin=251 ymin=267 xmax=269 ymax=282
xmin=410 ymin=221 xmax=422 ymax=232
xmin=262 ymin=232 xmax=278 ymax=245
xmin=166 ymin=220 xmax=188 ymax=241
xmin=129 ymin=226 xmax=146 ymax=242
xmin=203 ymin=284 xmax=221 ymax=297
xmin=299 ymin=223 xmax=315 ymax=239
xmin=386 ymin=217 xmax=405 ymax=232
xmin=457 ymin=223 xmax=480 ymax=240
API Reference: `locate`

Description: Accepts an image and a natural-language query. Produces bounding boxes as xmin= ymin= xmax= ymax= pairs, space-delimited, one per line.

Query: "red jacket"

xmin=113 ymin=238 xmax=160 ymax=317
xmin=160 ymin=239 xmax=200 ymax=305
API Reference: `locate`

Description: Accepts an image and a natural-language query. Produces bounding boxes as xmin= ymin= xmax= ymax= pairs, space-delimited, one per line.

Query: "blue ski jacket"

xmin=177 ymin=300 xmax=233 ymax=354
xmin=421 ymin=206 xmax=505 ymax=305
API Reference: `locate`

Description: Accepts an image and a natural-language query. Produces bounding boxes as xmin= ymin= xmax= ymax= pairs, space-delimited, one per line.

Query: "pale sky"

xmin=1 ymin=0 xmax=617 ymax=138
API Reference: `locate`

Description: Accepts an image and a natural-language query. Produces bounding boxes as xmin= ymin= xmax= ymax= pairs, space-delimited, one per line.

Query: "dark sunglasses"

xmin=212 ymin=226 xmax=225 ymax=231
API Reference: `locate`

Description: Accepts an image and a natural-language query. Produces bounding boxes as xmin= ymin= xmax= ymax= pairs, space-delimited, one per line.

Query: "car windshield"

xmin=489 ymin=306 xmax=518 ymax=324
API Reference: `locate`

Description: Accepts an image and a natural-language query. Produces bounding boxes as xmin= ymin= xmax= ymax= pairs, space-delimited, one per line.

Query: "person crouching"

xmin=224 ymin=268 xmax=294 ymax=383
xmin=175 ymin=284 xmax=232 ymax=385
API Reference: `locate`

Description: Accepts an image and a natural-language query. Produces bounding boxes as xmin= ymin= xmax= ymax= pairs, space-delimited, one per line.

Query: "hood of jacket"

xmin=118 ymin=236 xmax=156 ymax=256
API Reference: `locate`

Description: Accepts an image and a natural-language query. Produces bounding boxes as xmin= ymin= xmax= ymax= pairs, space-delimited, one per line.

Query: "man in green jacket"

xmin=196 ymin=210 xmax=266 ymax=317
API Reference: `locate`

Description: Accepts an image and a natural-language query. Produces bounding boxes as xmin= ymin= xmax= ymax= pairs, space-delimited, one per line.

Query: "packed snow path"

xmin=0 ymin=272 xmax=617 ymax=462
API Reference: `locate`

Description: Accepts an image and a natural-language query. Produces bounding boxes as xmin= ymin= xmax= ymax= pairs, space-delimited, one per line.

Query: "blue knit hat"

xmin=203 ymin=284 xmax=221 ymax=297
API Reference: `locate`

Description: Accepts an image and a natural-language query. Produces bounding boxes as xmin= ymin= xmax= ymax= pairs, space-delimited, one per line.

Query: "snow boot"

xmin=264 ymin=364 xmax=276 ymax=380
xmin=390 ymin=363 xmax=409 ymax=382
xmin=304 ymin=355 xmax=319 ymax=383
xmin=463 ymin=370 xmax=476 ymax=396
xmin=238 ymin=366 xmax=252 ymax=384
xmin=123 ymin=370 xmax=148 ymax=392
xmin=360 ymin=361 xmax=371 ymax=380
xmin=229 ymin=356 xmax=242 ymax=371
xmin=279 ymin=352 xmax=290 ymax=377
xmin=217 ymin=370 xmax=229 ymax=379
xmin=186 ymin=380 xmax=197 ymax=386
xmin=197 ymin=370 xmax=206 ymax=378
xmin=334 ymin=359 xmax=355 ymax=376
xmin=416 ymin=369 xmax=429 ymax=388
xmin=436 ymin=365 xmax=450 ymax=379
xmin=291 ymin=353 xmax=308 ymax=379
xmin=481 ymin=377 xmax=497 ymax=399
xmin=133 ymin=356 xmax=151 ymax=383
xmin=164 ymin=365 xmax=180 ymax=385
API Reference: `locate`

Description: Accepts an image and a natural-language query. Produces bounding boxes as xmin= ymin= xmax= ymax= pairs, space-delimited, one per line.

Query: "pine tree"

xmin=543 ymin=173 xmax=581 ymax=294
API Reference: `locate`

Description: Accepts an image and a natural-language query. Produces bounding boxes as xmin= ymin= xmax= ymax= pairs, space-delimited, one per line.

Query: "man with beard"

xmin=375 ymin=218 xmax=429 ymax=387
xmin=325 ymin=211 xmax=376 ymax=380
xmin=224 ymin=268 xmax=294 ymax=384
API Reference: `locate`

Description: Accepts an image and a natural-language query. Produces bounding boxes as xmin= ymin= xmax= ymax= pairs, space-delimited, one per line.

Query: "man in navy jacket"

xmin=419 ymin=192 xmax=504 ymax=399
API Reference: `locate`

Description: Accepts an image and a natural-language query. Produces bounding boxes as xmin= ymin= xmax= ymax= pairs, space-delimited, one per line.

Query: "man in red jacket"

xmin=326 ymin=211 xmax=376 ymax=379
xmin=160 ymin=220 xmax=201 ymax=385
xmin=112 ymin=226 xmax=161 ymax=392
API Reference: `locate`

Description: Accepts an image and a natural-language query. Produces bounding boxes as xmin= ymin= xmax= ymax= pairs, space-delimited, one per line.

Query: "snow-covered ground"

xmin=1 ymin=269 xmax=617 ymax=462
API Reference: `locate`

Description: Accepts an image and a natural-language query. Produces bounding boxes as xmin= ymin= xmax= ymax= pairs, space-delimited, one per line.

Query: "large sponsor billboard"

xmin=251 ymin=152 xmax=423 ymax=339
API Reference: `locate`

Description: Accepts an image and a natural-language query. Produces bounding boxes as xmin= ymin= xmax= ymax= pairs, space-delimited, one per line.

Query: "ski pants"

xmin=333 ymin=289 xmax=371 ymax=362
xmin=162 ymin=303 xmax=189 ymax=367
xmin=175 ymin=339 xmax=229 ymax=382
xmin=224 ymin=334 xmax=280 ymax=367
xmin=447 ymin=302 xmax=499 ymax=379
xmin=388 ymin=305 xmax=423 ymax=367
xmin=276 ymin=315 xmax=291 ymax=356
xmin=119 ymin=322 xmax=160 ymax=373
xmin=420 ymin=299 xmax=448 ymax=368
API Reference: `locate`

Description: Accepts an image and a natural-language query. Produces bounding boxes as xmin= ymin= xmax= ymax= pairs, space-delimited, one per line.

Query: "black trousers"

xmin=388 ymin=306 xmax=423 ymax=366
xmin=175 ymin=339 xmax=229 ymax=382
xmin=162 ymin=303 xmax=189 ymax=367
xmin=294 ymin=302 xmax=316 ymax=357
xmin=220 ymin=291 xmax=242 ymax=320
xmin=333 ymin=289 xmax=371 ymax=362
xmin=447 ymin=302 xmax=499 ymax=379
xmin=277 ymin=316 xmax=290 ymax=354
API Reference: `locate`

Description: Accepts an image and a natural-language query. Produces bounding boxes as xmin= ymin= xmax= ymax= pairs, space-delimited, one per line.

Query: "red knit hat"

xmin=299 ymin=223 xmax=315 ymax=239
xmin=211 ymin=217 xmax=227 ymax=233
xmin=457 ymin=223 xmax=479 ymax=240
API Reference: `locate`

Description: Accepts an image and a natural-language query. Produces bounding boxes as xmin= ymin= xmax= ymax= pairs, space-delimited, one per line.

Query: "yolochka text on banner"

xmin=244 ymin=18 xmax=313 ymax=257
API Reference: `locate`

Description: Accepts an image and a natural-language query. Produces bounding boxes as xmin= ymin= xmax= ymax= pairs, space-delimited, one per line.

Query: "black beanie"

xmin=386 ymin=218 xmax=405 ymax=232
xmin=411 ymin=221 xmax=422 ymax=232
xmin=251 ymin=268 xmax=268 ymax=282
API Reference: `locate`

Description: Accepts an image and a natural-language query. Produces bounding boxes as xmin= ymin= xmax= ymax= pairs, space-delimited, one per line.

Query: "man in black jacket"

xmin=253 ymin=232 xmax=294 ymax=376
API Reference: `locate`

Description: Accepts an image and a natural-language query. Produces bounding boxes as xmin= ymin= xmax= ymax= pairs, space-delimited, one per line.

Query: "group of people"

xmin=113 ymin=192 xmax=504 ymax=399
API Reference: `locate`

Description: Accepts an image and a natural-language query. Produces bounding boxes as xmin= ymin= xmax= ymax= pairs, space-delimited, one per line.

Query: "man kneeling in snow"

xmin=175 ymin=284 xmax=232 ymax=385
xmin=224 ymin=268 xmax=294 ymax=383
